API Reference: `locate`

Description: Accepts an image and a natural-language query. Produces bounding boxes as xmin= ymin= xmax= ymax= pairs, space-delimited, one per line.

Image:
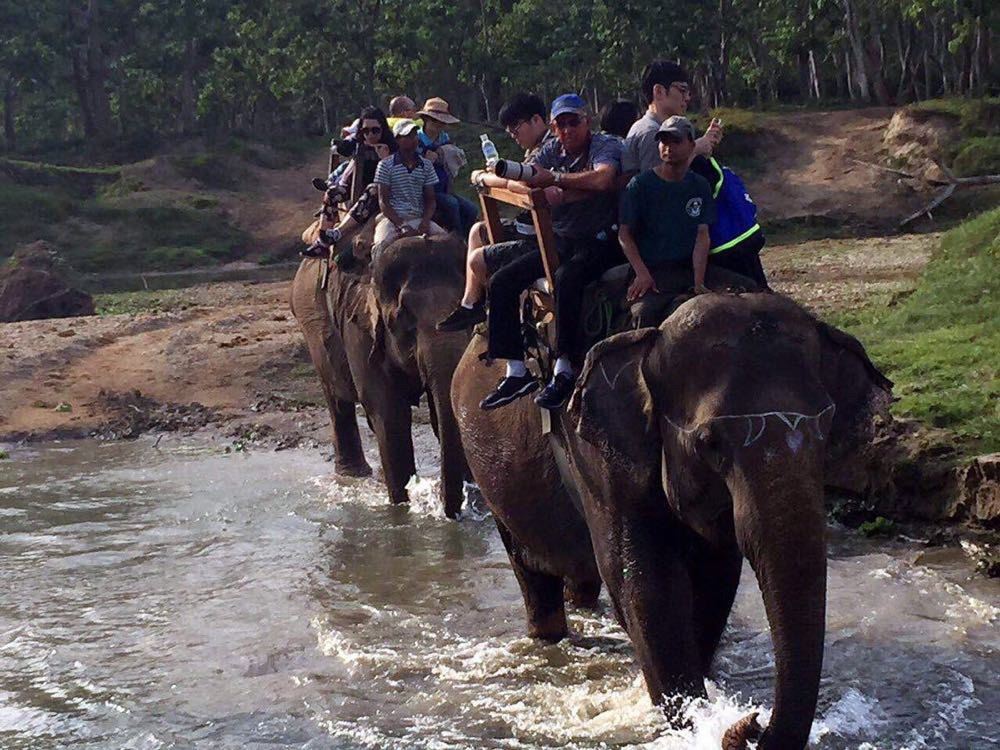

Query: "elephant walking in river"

xmin=291 ymin=235 xmax=471 ymax=517
xmin=452 ymin=292 xmax=892 ymax=748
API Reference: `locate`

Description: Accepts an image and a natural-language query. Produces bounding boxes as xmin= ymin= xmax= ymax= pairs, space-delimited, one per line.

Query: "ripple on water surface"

xmin=0 ymin=435 xmax=997 ymax=749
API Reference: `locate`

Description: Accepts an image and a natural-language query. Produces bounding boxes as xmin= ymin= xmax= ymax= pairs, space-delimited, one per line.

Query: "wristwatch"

xmin=553 ymin=171 xmax=563 ymax=185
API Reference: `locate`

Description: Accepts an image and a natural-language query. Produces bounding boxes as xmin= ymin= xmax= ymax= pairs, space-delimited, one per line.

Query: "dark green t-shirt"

xmin=621 ymin=170 xmax=716 ymax=265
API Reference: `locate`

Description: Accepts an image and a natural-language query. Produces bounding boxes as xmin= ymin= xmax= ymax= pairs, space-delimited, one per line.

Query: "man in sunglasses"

xmin=622 ymin=60 xmax=722 ymax=181
xmin=436 ymin=93 xmax=555 ymax=333
xmin=477 ymin=93 xmax=623 ymax=411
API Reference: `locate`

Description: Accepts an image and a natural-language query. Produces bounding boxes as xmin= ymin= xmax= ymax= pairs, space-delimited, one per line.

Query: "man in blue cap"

xmin=478 ymin=93 xmax=623 ymax=411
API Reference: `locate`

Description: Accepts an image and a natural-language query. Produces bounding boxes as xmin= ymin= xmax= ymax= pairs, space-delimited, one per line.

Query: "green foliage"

xmin=0 ymin=449 xmax=9 ymax=460
xmin=859 ymin=517 xmax=895 ymax=537
xmin=952 ymin=137 xmax=1000 ymax=177
xmin=831 ymin=208 xmax=1000 ymax=454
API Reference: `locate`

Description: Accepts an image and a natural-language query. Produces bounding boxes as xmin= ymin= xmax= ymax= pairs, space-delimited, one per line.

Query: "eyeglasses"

xmin=553 ymin=115 xmax=583 ymax=130
xmin=670 ymin=82 xmax=691 ymax=97
xmin=506 ymin=121 xmax=526 ymax=139
xmin=361 ymin=126 xmax=382 ymax=136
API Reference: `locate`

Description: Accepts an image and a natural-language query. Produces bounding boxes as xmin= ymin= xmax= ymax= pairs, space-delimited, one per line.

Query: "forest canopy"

xmin=1 ymin=0 xmax=996 ymax=154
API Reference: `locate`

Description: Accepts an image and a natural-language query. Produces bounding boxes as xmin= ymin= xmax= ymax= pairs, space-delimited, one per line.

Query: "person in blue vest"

xmin=688 ymin=155 xmax=769 ymax=289
xmin=416 ymin=97 xmax=479 ymax=235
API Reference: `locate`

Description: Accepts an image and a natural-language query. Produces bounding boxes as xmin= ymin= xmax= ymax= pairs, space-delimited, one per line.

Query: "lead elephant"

xmin=452 ymin=292 xmax=892 ymax=748
xmin=291 ymin=234 xmax=471 ymax=518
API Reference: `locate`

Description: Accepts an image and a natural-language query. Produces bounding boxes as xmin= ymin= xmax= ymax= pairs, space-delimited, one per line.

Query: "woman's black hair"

xmin=599 ymin=100 xmax=639 ymax=139
xmin=358 ymin=106 xmax=397 ymax=152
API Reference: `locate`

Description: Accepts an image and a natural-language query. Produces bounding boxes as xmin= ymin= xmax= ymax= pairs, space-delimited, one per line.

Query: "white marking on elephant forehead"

xmin=786 ymin=429 xmax=804 ymax=453
xmin=664 ymin=403 xmax=836 ymax=449
xmin=600 ymin=360 xmax=636 ymax=390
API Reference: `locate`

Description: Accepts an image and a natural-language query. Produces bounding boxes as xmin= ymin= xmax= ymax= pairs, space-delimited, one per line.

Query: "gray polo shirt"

xmin=535 ymin=132 xmax=622 ymax=240
xmin=622 ymin=111 xmax=662 ymax=174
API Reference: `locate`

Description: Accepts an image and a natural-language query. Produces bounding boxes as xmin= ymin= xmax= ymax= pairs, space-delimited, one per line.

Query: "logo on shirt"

xmin=685 ymin=197 xmax=703 ymax=218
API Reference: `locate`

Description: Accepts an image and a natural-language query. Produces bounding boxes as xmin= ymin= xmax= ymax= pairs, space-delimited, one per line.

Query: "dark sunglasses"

xmin=553 ymin=115 xmax=583 ymax=130
xmin=361 ymin=126 xmax=382 ymax=135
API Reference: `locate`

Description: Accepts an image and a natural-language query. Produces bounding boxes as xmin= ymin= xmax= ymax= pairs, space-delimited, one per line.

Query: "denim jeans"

xmin=436 ymin=192 xmax=479 ymax=235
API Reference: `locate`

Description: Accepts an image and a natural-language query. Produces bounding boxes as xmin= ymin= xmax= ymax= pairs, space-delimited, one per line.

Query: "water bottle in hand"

xmin=480 ymin=134 xmax=499 ymax=168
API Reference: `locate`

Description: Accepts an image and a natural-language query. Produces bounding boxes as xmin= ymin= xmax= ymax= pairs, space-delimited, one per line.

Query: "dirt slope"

xmin=748 ymin=107 xmax=914 ymax=228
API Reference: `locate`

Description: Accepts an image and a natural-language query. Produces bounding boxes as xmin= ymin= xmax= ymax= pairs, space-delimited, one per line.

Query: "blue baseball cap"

xmin=550 ymin=93 xmax=588 ymax=120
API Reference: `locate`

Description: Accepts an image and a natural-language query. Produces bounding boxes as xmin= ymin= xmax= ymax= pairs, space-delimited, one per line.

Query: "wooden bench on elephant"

xmin=476 ymin=183 xmax=560 ymax=320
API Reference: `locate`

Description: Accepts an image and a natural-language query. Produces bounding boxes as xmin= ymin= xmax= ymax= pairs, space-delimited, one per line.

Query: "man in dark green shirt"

xmin=619 ymin=116 xmax=716 ymax=304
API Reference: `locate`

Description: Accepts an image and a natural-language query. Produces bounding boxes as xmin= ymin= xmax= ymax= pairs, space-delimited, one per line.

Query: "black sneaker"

xmin=534 ymin=371 xmax=576 ymax=410
xmin=480 ymin=373 xmax=538 ymax=410
xmin=437 ymin=303 xmax=486 ymax=332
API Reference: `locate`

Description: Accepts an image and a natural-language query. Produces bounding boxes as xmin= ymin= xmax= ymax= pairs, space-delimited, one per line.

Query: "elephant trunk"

xmin=420 ymin=327 xmax=470 ymax=519
xmin=729 ymin=458 xmax=827 ymax=750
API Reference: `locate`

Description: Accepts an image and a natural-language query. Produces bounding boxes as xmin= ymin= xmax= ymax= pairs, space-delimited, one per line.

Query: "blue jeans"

xmin=436 ymin=192 xmax=478 ymax=235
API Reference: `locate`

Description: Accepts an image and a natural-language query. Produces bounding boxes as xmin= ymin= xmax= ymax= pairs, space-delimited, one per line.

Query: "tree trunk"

xmin=3 ymin=78 xmax=17 ymax=153
xmin=840 ymin=0 xmax=871 ymax=100
xmin=68 ymin=0 xmax=115 ymax=143
xmin=180 ymin=37 xmax=198 ymax=134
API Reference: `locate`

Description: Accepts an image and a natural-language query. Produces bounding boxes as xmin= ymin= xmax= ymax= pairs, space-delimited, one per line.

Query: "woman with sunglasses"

xmin=306 ymin=106 xmax=398 ymax=266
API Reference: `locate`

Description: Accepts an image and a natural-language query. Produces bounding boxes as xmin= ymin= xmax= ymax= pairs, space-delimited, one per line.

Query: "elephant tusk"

xmin=721 ymin=712 xmax=763 ymax=750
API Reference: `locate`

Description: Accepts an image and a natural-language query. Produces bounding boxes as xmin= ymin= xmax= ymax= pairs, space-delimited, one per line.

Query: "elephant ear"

xmin=569 ymin=327 xmax=661 ymax=466
xmin=815 ymin=321 xmax=893 ymax=454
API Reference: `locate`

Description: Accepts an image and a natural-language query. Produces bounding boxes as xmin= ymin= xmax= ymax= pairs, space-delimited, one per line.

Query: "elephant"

xmin=451 ymin=291 xmax=892 ymax=748
xmin=291 ymin=233 xmax=472 ymax=518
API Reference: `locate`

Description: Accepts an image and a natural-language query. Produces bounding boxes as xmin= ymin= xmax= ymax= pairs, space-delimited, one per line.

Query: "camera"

xmin=493 ymin=159 xmax=536 ymax=181
xmin=330 ymin=138 xmax=358 ymax=158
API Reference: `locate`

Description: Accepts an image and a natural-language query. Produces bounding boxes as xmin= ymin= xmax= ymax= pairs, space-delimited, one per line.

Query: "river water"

xmin=1 ymin=434 xmax=997 ymax=749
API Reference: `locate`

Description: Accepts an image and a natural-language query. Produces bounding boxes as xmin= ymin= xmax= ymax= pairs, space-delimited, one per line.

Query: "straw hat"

xmin=417 ymin=97 xmax=460 ymax=124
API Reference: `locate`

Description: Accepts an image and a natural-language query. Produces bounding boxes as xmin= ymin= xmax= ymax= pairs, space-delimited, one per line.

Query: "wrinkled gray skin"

xmin=291 ymin=234 xmax=471 ymax=518
xmin=453 ymin=292 xmax=891 ymax=749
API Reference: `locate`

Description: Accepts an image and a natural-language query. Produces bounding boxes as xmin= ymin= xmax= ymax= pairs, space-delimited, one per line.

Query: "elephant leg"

xmin=596 ymin=512 xmax=705 ymax=711
xmin=367 ymin=392 xmax=416 ymax=506
xmin=330 ymin=397 xmax=371 ymax=477
xmin=304 ymin=331 xmax=371 ymax=477
xmin=688 ymin=540 xmax=742 ymax=676
xmin=565 ymin=577 xmax=602 ymax=610
xmin=427 ymin=388 xmax=468 ymax=520
xmin=495 ymin=517 xmax=567 ymax=642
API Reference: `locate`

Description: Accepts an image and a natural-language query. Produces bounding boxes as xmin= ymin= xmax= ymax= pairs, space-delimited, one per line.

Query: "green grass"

xmin=94 ymin=288 xmax=196 ymax=315
xmin=0 ymin=179 xmax=249 ymax=273
xmin=908 ymin=97 xmax=1000 ymax=138
xmin=952 ymin=136 xmax=1000 ymax=177
xmin=830 ymin=208 xmax=1000 ymax=455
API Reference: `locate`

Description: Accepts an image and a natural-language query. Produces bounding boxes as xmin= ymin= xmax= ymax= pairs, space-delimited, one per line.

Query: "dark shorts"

xmin=483 ymin=238 xmax=539 ymax=276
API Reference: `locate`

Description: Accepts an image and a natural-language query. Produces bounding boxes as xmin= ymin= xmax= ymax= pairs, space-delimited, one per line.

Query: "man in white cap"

xmin=372 ymin=118 xmax=448 ymax=255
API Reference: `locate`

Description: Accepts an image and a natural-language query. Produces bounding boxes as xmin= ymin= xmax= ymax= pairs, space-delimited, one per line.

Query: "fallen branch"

xmin=848 ymin=158 xmax=923 ymax=181
xmin=898 ymin=159 xmax=1000 ymax=229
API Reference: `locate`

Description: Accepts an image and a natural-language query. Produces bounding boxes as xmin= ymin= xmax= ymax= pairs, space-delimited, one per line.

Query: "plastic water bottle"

xmin=480 ymin=134 xmax=499 ymax=168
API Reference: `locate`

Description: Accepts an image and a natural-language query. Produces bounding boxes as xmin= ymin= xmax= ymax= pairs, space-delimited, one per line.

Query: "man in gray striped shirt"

xmin=372 ymin=119 xmax=448 ymax=255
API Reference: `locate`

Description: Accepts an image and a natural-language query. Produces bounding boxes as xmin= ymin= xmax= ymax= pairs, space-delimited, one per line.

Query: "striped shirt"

xmin=374 ymin=153 xmax=439 ymax=220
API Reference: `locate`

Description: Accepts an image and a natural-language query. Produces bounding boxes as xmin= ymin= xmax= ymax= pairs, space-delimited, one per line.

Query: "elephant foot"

xmin=565 ymin=580 xmax=602 ymax=610
xmin=527 ymin=610 xmax=568 ymax=643
xmin=722 ymin=712 xmax=763 ymax=750
xmin=335 ymin=459 xmax=373 ymax=478
xmin=388 ymin=489 xmax=411 ymax=506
